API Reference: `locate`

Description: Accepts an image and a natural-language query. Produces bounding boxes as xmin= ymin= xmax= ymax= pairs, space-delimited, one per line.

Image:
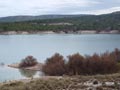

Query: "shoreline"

xmin=8 ymin=63 xmax=43 ymax=71
xmin=1 ymin=73 xmax=120 ymax=89
xmin=0 ymin=30 xmax=119 ymax=35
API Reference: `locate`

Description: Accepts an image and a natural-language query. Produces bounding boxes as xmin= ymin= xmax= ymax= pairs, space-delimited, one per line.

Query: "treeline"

xmin=42 ymin=48 xmax=120 ymax=76
xmin=0 ymin=22 xmax=74 ymax=32
xmin=0 ymin=12 xmax=120 ymax=32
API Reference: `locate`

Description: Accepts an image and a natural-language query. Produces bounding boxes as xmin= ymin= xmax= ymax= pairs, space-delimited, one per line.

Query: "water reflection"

xmin=19 ymin=69 xmax=37 ymax=78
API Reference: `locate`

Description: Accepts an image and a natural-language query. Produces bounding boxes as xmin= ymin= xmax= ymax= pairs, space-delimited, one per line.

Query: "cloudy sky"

xmin=0 ymin=0 xmax=120 ymax=17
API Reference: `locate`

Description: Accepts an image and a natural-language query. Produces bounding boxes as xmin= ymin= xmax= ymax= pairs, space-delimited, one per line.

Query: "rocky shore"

xmin=0 ymin=30 xmax=119 ymax=35
xmin=1 ymin=73 xmax=120 ymax=90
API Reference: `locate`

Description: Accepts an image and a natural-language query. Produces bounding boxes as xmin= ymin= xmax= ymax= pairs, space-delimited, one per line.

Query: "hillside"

xmin=0 ymin=11 xmax=120 ymax=32
xmin=0 ymin=15 xmax=87 ymax=22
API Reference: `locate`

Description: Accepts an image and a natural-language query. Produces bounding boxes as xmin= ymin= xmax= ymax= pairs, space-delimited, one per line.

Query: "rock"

xmin=87 ymin=87 xmax=96 ymax=90
xmin=105 ymin=82 xmax=115 ymax=86
xmin=84 ymin=79 xmax=102 ymax=87
xmin=93 ymin=80 xmax=98 ymax=85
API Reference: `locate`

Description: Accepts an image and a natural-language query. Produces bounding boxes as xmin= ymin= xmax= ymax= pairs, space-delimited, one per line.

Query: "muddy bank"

xmin=0 ymin=31 xmax=55 ymax=35
xmin=0 ymin=30 xmax=119 ymax=35
xmin=8 ymin=63 xmax=43 ymax=71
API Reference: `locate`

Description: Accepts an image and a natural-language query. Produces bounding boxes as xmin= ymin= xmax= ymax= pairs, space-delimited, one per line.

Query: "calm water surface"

xmin=0 ymin=34 xmax=120 ymax=82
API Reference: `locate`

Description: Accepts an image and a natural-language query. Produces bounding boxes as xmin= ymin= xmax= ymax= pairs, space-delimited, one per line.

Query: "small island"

xmin=8 ymin=56 xmax=43 ymax=71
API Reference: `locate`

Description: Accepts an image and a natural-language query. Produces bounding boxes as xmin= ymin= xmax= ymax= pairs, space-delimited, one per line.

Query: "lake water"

xmin=0 ymin=34 xmax=120 ymax=82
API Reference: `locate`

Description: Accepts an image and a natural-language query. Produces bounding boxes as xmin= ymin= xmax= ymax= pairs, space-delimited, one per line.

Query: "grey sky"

xmin=0 ymin=0 xmax=120 ymax=17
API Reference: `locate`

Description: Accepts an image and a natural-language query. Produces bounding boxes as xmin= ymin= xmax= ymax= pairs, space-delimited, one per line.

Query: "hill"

xmin=0 ymin=15 xmax=87 ymax=22
xmin=0 ymin=11 xmax=120 ymax=32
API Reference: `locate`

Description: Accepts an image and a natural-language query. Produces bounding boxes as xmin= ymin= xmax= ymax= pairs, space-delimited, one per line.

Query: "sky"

xmin=0 ymin=0 xmax=120 ymax=17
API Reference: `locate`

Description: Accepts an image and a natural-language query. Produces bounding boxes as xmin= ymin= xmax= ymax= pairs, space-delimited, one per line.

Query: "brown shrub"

xmin=42 ymin=53 xmax=66 ymax=76
xmin=19 ymin=56 xmax=38 ymax=67
xmin=100 ymin=52 xmax=118 ymax=74
xmin=85 ymin=52 xmax=118 ymax=74
xmin=42 ymin=49 xmax=119 ymax=76
xmin=67 ymin=53 xmax=85 ymax=75
xmin=67 ymin=51 xmax=119 ymax=75
xmin=110 ymin=48 xmax=120 ymax=62
xmin=85 ymin=54 xmax=102 ymax=74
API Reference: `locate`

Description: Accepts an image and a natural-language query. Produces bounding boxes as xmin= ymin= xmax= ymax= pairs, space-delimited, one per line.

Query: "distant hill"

xmin=0 ymin=11 xmax=120 ymax=31
xmin=0 ymin=11 xmax=120 ymax=23
xmin=0 ymin=15 xmax=88 ymax=22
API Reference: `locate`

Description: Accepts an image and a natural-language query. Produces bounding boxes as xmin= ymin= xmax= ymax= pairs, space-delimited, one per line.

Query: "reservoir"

xmin=0 ymin=34 xmax=120 ymax=82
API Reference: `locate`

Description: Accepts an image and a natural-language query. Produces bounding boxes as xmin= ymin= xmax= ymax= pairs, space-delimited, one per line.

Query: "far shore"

xmin=0 ymin=30 xmax=120 ymax=35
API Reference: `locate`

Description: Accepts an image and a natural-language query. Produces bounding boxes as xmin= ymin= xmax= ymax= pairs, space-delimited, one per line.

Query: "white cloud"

xmin=0 ymin=0 xmax=120 ymax=16
xmin=74 ymin=7 xmax=120 ymax=15
xmin=94 ymin=7 xmax=120 ymax=15
xmin=0 ymin=0 xmax=100 ymax=16
xmin=0 ymin=0 xmax=98 ymax=9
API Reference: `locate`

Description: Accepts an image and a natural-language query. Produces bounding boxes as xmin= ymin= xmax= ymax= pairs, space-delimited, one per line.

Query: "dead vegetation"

xmin=42 ymin=49 xmax=120 ymax=76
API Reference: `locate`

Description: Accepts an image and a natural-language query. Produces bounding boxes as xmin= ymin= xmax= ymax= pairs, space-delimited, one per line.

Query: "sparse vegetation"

xmin=1 ymin=74 xmax=120 ymax=90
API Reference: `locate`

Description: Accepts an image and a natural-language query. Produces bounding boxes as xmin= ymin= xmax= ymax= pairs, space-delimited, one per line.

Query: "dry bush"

xmin=67 ymin=50 xmax=119 ymax=75
xmin=42 ymin=53 xmax=66 ymax=76
xmin=85 ymin=52 xmax=118 ymax=74
xmin=110 ymin=48 xmax=120 ymax=62
xmin=100 ymin=52 xmax=118 ymax=74
xmin=19 ymin=56 xmax=38 ymax=67
xmin=42 ymin=49 xmax=120 ymax=76
xmin=67 ymin=53 xmax=85 ymax=75
xmin=85 ymin=54 xmax=102 ymax=74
